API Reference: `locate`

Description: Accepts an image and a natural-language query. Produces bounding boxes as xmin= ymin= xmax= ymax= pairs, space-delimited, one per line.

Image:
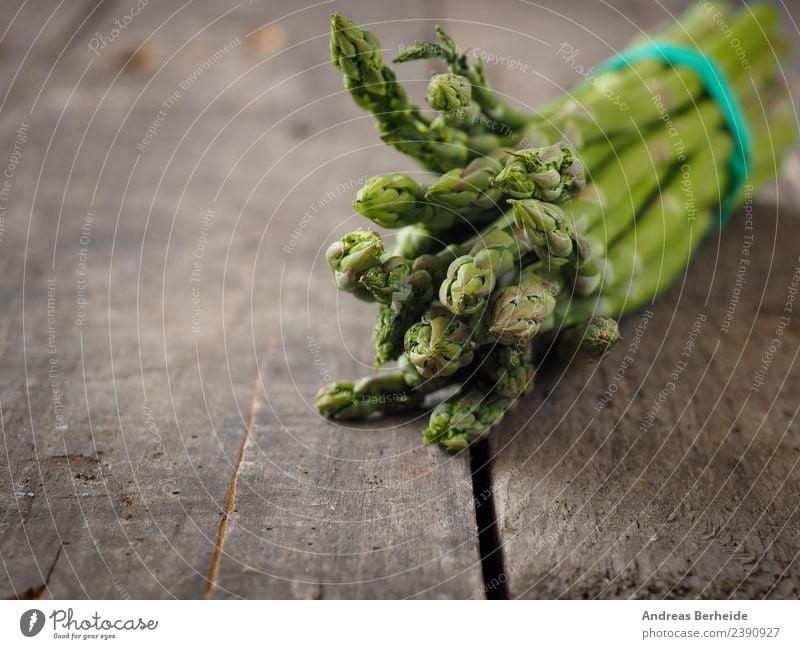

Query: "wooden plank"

xmin=0 ymin=21 xmax=263 ymax=595
xmin=490 ymin=204 xmax=800 ymax=599
xmin=0 ymin=0 xmax=299 ymax=599
xmin=0 ymin=0 xmax=484 ymax=599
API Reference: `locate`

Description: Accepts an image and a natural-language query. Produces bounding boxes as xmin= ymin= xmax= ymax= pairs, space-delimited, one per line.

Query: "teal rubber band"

xmin=598 ymin=43 xmax=752 ymax=227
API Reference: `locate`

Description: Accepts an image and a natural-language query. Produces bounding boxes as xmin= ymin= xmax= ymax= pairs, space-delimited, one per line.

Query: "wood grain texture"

xmin=0 ymin=0 xmax=108 ymax=114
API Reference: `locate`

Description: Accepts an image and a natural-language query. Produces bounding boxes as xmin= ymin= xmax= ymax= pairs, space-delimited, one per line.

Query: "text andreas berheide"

xmin=643 ymin=610 xmax=748 ymax=621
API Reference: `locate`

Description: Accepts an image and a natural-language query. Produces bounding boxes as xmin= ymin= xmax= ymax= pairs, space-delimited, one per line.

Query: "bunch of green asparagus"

xmin=316 ymin=2 xmax=795 ymax=451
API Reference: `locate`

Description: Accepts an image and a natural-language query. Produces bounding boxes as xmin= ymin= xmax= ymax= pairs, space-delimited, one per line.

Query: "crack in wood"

xmin=202 ymin=368 xmax=264 ymax=599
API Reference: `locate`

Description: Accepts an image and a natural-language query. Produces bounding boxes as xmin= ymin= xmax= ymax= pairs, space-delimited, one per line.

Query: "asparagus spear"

xmin=404 ymin=306 xmax=476 ymax=378
xmin=317 ymin=379 xmax=424 ymax=420
xmin=557 ymin=316 xmax=622 ymax=367
xmin=326 ymin=230 xmax=385 ymax=300
xmin=354 ymin=135 xmax=595 ymax=234
xmin=493 ymin=142 xmax=586 ymax=201
xmin=353 ymin=166 xmax=505 ymax=231
xmin=424 ymin=320 xmax=623 ymax=451
xmin=359 ymin=254 xmax=442 ymax=306
xmin=316 ymin=356 xmax=450 ymax=419
xmin=373 ymin=303 xmax=418 ymax=368
xmin=486 ymin=266 xmax=565 ymax=344
xmin=326 ymin=228 xmax=464 ymax=305
xmin=387 ymin=224 xmax=439 ymax=258
xmin=395 ymin=25 xmax=532 ymax=133
xmin=331 ymin=15 xmax=515 ymax=173
xmin=423 ymin=390 xmax=509 ymax=451
xmin=479 ymin=342 xmax=538 ymax=399
xmin=427 ymin=72 xmax=472 ymax=115
xmin=438 ymin=226 xmax=529 ymax=316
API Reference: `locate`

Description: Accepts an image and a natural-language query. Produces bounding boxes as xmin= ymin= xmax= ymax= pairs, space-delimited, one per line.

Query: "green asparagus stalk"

xmin=486 ymin=265 xmax=565 ymax=344
xmin=438 ymin=227 xmax=529 ymax=316
xmin=404 ymin=306 xmax=476 ymax=378
xmin=550 ymin=5 xmax=779 ymax=145
xmin=424 ymin=315 xmax=625 ymax=450
xmin=326 ymin=230 xmax=385 ymax=300
xmin=479 ymin=342 xmax=538 ymax=399
xmin=557 ymin=316 xmax=622 ymax=367
xmin=327 ymin=228 xmax=465 ymax=304
xmin=316 ymin=356 xmax=450 ymax=419
xmin=353 ymin=167 xmax=504 ymax=231
xmin=423 ymin=390 xmax=509 ymax=451
xmin=387 ymin=224 xmax=439 ymax=258
xmin=373 ymin=303 xmax=416 ymax=368
xmin=427 ymin=73 xmax=473 ymax=115
xmin=317 ymin=379 xmax=424 ymax=420
xmin=359 ymin=254 xmax=443 ymax=306
xmin=331 ymin=15 xmax=514 ymax=173
xmin=493 ymin=142 xmax=586 ymax=201
xmin=395 ymin=26 xmax=532 ymax=133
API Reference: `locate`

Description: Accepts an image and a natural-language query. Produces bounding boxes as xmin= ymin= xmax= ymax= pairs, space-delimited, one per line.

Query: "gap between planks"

xmin=470 ymin=441 xmax=508 ymax=599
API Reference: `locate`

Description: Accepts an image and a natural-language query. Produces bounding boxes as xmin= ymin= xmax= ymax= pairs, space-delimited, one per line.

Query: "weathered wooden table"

xmin=1 ymin=0 xmax=798 ymax=599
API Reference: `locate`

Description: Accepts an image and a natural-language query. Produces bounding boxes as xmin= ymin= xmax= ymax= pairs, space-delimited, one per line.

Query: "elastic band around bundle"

xmin=598 ymin=43 xmax=751 ymax=226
